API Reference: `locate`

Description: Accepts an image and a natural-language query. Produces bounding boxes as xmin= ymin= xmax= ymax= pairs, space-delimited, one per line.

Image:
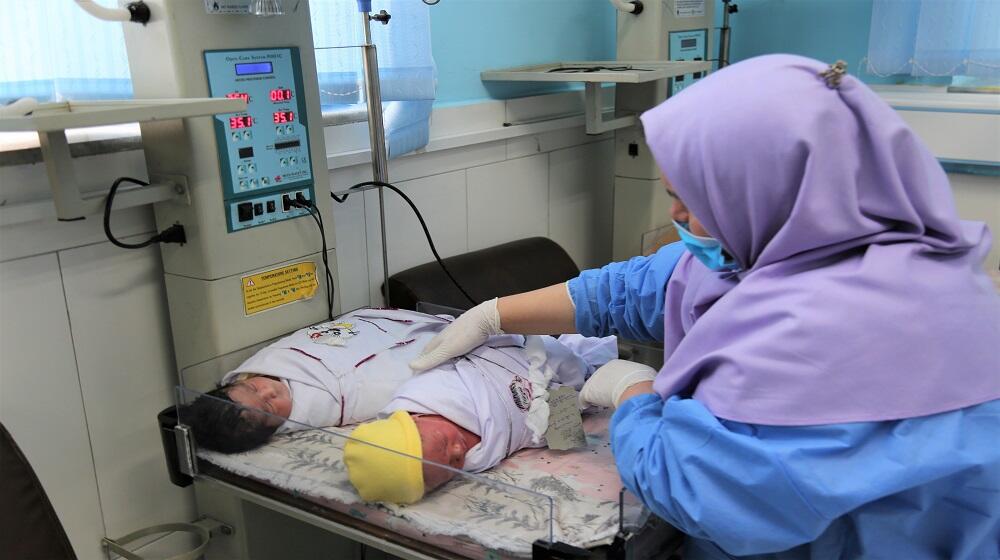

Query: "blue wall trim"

xmin=940 ymin=160 xmax=1000 ymax=177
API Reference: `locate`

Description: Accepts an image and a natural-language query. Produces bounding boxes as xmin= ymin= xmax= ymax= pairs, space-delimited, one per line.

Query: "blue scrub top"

xmin=568 ymin=242 xmax=686 ymax=341
xmin=613 ymin=396 xmax=1000 ymax=559
xmin=569 ymin=245 xmax=1000 ymax=558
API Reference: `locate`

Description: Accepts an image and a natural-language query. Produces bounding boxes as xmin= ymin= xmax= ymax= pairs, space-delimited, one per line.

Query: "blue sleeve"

xmin=610 ymin=395 xmax=829 ymax=555
xmin=610 ymin=396 xmax=1000 ymax=556
xmin=567 ymin=242 xmax=685 ymax=341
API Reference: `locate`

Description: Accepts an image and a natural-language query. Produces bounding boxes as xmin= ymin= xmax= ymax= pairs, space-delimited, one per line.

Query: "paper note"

xmin=544 ymin=386 xmax=587 ymax=451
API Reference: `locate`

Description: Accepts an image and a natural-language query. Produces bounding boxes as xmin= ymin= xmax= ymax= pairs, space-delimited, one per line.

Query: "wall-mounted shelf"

xmin=0 ymin=98 xmax=245 ymax=222
xmin=482 ymin=60 xmax=710 ymax=134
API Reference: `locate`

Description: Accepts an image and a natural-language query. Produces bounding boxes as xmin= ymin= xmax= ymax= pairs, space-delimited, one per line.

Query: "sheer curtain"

xmin=0 ymin=0 xmax=133 ymax=102
xmin=866 ymin=0 xmax=1000 ymax=80
xmin=311 ymin=0 xmax=436 ymax=158
xmin=0 ymin=0 xmax=436 ymax=158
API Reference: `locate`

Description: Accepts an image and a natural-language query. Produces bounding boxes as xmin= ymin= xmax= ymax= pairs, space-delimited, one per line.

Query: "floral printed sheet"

xmin=199 ymin=411 xmax=641 ymax=558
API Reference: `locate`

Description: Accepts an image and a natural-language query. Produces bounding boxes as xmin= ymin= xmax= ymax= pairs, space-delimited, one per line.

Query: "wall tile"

xmin=0 ymin=254 xmax=106 ymax=560
xmin=329 ymin=170 xmax=371 ymax=311
xmin=59 ymin=239 xmax=195 ymax=540
xmin=467 ymin=154 xmax=549 ymax=251
xmin=362 ymin=170 xmax=468 ymax=303
xmin=549 ymin=140 xmax=615 ymax=269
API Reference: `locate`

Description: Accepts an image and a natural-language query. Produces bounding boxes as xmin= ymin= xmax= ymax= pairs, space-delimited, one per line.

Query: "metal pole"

xmin=718 ymin=1 xmax=737 ymax=69
xmin=361 ymin=11 xmax=392 ymax=306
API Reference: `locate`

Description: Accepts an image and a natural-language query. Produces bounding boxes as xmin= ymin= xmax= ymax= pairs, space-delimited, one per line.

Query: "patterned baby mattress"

xmin=198 ymin=411 xmax=641 ymax=558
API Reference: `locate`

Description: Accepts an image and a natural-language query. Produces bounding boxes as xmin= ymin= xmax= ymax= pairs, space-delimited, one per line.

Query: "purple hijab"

xmin=641 ymin=54 xmax=1000 ymax=425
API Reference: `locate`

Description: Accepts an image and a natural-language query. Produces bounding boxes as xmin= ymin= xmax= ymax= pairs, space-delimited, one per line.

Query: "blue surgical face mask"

xmin=672 ymin=220 xmax=742 ymax=272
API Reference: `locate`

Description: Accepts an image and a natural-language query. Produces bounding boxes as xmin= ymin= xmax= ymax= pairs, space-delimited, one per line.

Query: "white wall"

xmin=0 ymin=148 xmax=196 ymax=560
xmin=951 ymin=173 xmax=1000 ymax=273
xmin=330 ymin=124 xmax=615 ymax=310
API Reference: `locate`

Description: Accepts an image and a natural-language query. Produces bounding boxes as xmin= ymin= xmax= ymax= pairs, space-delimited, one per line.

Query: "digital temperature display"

xmin=226 ymin=92 xmax=250 ymax=104
xmin=273 ymin=111 xmax=295 ymax=124
xmin=229 ymin=115 xmax=254 ymax=129
xmin=270 ymin=88 xmax=293 ymax=102
xmin=235 ymin=61 xmax=273 ymax=76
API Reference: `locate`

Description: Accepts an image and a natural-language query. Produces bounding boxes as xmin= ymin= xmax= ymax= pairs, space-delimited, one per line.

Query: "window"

xmin=0 ymin=0 xmax=132 ymax=102
xmin=311 ymin=0 xmax=436 ymax=157
xmin=866 ymin=0 xmax=1000 ymax=88
xmin=0 ymin=0 xmax=436 ymax=158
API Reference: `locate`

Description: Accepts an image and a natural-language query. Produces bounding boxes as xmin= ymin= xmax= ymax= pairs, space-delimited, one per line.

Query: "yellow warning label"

xmin=242 ymin=261 xmax=318 ymax=316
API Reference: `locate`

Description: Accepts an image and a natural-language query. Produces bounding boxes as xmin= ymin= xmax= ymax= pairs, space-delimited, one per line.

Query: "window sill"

xmin=0 ymin=91 xmax=598 ymax=168
xmin=873 ymin=85 xmax=1000 ymax=114
xmin=3 ymin=88 xmax=995 ymax=171
xmin=0 ymin=109 xmax=369 ymax=167
xmin=0 ymin=123 xmax=143 ymax=166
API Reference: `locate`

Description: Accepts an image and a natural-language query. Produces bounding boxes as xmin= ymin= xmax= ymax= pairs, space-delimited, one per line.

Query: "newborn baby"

xmin=181 ymin=308 xmax=437 ymax=453
xmin=344 ymin=335 xmax=616 ymax=503
xmin=181 ymin=309 xmax=615 ymax=460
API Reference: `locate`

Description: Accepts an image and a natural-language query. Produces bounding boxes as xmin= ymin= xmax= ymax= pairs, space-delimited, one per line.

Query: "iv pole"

xmin=718 ymin=0 xmax=738 ymax=68
xmin=357 ymin=0 xmax=393 ymax=306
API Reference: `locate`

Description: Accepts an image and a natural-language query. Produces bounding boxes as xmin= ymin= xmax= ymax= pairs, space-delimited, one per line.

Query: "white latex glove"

xmin=579 ymin=359 xmax=658 ymax=408
xmin=410 ymin=298 xmax=504 ymax=372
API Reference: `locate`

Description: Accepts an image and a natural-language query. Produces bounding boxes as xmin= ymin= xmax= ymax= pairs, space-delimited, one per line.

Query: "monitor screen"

xmin=235 ymin=62 xmax=274 ymax=76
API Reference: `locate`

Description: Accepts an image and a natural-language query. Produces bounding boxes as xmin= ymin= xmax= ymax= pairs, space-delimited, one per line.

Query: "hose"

xmin=73 ymin=0 xmax=131 ymax=22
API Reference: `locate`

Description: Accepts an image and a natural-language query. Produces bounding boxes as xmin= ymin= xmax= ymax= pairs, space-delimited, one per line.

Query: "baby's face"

xmin=412 ymin=415 xmax=479 ymax=492
xmin=227 ymin=376 xmax=293 ymax=427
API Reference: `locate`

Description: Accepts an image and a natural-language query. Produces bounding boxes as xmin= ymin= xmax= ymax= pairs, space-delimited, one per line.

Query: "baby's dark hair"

xmin=178 ymin=386 xmax=278 ymax=454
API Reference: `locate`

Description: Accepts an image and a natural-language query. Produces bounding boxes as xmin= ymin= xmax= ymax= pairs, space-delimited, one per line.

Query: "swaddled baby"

xmin=344 ymin=334 xmax=616 ymax=504
xmin=180 ymin=309 xmax=615 ymax=461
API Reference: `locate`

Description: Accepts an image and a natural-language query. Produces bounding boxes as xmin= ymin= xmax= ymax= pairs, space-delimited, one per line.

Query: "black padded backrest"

xmin=0 ymin=423 xmax=77 ymax=560
xmin=385 ymin=237 xmax=581 ymax=312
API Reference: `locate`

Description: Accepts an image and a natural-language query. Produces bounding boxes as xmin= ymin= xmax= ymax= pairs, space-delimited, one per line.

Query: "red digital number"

xmin=272 ymin=111 xmax=294 ymax=124
xmin=226 ymin=92 xmax=250 ymax=104
xmin=229 ymin=115 xmax=254 ymax=129
xmin=269 ymin=88 xmax=292 ymax=102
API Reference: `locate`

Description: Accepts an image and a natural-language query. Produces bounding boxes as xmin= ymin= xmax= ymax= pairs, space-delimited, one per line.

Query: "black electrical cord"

xmin=103 ymin=176 xmax=186 ymax=250
xmin=332 ymin=180 xmax=478 ymax=306
xmin=291 ymin=195 xmax=335 ymax=321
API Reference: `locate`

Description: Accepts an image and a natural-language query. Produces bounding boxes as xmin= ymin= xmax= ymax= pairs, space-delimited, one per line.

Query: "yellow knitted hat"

xmin=344 ymin=410 xmax=424 ymax=504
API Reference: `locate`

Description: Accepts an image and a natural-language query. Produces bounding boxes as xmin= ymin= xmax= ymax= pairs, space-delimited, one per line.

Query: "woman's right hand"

xmin=409 ymin=299 xmax=504 ymax=372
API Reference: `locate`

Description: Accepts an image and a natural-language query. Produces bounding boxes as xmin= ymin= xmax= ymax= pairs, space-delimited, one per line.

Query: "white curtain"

xmin=866 ymin=0 xmax=1000 ymax=79
xmin=0 ymin=0 xmax=436 ymax=158
xmin=0 ymin=0 xmax=133 ymax=102
xmin=311 ymin=0 xmax=436 ymax=158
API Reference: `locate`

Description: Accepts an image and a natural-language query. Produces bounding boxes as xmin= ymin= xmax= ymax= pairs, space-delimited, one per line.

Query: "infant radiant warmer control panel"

xmin=668 ymin=30 xmax=707 ymax=96
xmin=205 ymin=48 xmax=316 ymax=232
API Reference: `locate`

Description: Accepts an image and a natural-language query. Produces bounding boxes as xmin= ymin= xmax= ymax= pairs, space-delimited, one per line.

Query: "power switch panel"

xmin=205 ymin=47 xmax=316 ymax=232
xmin=227 ymin=189 xmax=312 ymax=232
xmin=237 ymin=202 xmax=254 ymax=222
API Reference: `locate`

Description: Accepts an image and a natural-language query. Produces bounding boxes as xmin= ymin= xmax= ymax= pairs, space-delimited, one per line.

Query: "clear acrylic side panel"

xmin=641 ymin=223 xmax=679 ymax=256
xmin=312 ymin=45 xmax=366 ymax=111
xmin=175 ymin=386 xmax=556 ymax=555
xmin=617 ymin=487 xmax=651 ymax=535
xmin=414 ymin=301 xmax=467 ymax=318
xmin=616 ymin=487 xmax=685 ymax=556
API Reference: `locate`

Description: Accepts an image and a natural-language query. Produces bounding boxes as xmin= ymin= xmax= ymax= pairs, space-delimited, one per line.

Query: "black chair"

xmin=384 ymin=237 xmax=581 ymax=311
